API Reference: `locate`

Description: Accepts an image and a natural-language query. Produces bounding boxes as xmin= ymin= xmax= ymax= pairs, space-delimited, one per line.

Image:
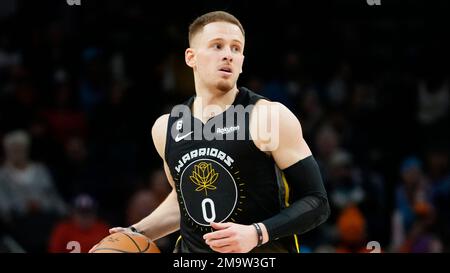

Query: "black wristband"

xmin=253 ymin=223 xmax=263 ymax=247
xmin=129 ymin=226 xmax=143 ymax=234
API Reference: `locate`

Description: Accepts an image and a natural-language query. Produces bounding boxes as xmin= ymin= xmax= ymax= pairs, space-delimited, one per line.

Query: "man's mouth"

xmin=218 ymin=66 xmax=233 ymax=76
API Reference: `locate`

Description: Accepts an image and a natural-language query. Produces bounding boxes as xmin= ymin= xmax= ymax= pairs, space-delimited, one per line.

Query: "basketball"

xmin=89 ymin=232 xmax=160 ymax=253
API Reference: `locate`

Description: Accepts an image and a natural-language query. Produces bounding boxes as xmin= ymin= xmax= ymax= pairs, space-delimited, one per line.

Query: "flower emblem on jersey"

xmin=189 ymin=162 xmax=218 ymax=196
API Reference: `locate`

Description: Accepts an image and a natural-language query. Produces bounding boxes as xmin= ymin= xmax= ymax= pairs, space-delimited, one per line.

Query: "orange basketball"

xmin=89 ymin=232 xmax=160 ymax=253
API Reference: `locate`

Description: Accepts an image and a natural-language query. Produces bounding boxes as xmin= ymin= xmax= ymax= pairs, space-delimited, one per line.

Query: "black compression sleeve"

xmin=261 ymin=155 xmax=330 ymax=240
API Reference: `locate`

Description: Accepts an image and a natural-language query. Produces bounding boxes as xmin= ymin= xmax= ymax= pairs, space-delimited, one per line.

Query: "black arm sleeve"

xmin=262 ymin=155 xmax=330 ymax=240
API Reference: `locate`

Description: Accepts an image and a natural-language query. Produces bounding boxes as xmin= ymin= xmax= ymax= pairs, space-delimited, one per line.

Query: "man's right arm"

xmin=109 ymin=114 xmax=181 ymax=241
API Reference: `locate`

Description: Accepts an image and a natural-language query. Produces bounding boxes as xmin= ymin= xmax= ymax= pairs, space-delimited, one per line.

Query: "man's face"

xmin=187 ymin=21 xmax=245 ymax=93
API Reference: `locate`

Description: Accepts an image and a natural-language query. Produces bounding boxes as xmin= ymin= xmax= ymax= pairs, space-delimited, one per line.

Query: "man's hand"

xmin=89 ymin=227 xmax=134 ymax=252
xmin=203 ymin=222 xmax=258 ymax=253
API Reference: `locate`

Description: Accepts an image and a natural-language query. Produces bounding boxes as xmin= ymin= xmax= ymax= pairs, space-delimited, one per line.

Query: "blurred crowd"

xmin=0 ymin=0 xmax=449 ymax=253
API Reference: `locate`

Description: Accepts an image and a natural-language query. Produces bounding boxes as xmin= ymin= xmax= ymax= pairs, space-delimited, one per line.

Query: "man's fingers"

xmin=210 ymin=221 xmax=233 ymax=230
xmin=203 ymin=228 xmax=233 ymax=241
xmin=206 ymin=237 xmax=234 ymax=248
xmin=210 ymin=244 xmax=234 ymax=253
xmin=109 ymin=227 xmax=127 ymax=234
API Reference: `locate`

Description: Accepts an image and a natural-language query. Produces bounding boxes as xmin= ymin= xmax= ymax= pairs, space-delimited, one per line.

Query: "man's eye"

xmin=232 ymin=46 xmax=241 ymax=52
xmin=214 ymin=44 xmax=222 ymax=49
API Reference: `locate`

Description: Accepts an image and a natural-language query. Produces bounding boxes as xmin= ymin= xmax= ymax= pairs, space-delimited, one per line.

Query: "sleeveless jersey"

xmin=164 ymin=87 xmax=298 ymax=253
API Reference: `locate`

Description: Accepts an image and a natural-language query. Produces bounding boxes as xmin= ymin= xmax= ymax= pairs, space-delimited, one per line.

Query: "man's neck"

xmin=192 ymin=86 xmax=239 ymax=123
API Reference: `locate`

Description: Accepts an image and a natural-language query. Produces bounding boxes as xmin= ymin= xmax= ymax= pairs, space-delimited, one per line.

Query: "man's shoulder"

xmin=253 ymin=99 xmax=291 ymax=117
xmin=151 ymin=114 xmax=170 ymax=159
xmin=154 ymin=113 xmax=170 ymax=125
xmin=253 ymin=98 xmax=274 ymax=107
xmin=251 ymin=99 xmax=302 ymax=134
xmin=152 ymin=114 xmax=170 ymax=137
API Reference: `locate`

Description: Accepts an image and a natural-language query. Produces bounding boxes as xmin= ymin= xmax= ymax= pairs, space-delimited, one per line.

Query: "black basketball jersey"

xmin=164 ymin=87 xmax=299 ymax=253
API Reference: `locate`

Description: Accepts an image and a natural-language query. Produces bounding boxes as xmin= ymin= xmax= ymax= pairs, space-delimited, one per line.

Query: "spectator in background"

xmin=314 ymin=124 xmax=341 ymax=176
xmin=426 ymin=147 xmax=450 ymax=251
xmin=417 ymin=75 xmax=449 ymax=128
xmin=416 ymin=70 xmax=450 ymax=149
xmin=48 ymin=194 xmax=109 ymax=253
xmin=0 ymin=130 xmax=67 ymax=220
xmin=335 ymin=205 xmax=371 ymax=253
xmin=327 ymin=151 xmax=365 ymax=210
xmin=326 ymin=62 xmax=351 ymax=111
xmin=391 ymin=156 xmax=441 ymax=252
xmin=0 ymin=130 xmax=67 ymax=252
xmin=327 ymin=149 xmax=387 ymax=242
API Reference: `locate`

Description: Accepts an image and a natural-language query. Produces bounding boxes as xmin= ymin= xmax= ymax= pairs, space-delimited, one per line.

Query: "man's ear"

xmin=185 ymin=48 xmax=195 ymax=68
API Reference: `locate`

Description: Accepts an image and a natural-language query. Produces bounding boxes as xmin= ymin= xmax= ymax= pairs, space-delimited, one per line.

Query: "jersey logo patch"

xmin=189 ymin=162 xmax=218 ymax=195
xmin=180 ymin=159 xmax=238 ymax=226
xmin=175 ymin=131 xmax=193 ymax=142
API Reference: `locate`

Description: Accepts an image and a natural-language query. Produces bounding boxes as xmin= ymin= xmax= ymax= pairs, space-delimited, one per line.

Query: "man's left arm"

xmin=257 ymin=102 xmax=330 ymax=243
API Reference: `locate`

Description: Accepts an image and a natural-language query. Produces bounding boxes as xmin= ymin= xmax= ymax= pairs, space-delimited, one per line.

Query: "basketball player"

xmin=109 ymin=11 xmax=330 ymax=253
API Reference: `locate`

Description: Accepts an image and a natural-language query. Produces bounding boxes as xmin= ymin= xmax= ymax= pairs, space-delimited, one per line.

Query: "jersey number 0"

xmin=201 ymin=198 xmax=216 ymax=222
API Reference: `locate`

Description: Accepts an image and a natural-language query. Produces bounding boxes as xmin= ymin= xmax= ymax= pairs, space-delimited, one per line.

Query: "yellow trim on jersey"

xmin=281 ymin=172 xmax=300 ymax=253
xmin=294 ymin=234 xmax=300 ymax=253
xmin=282 ymin=172 xmax=290 ymax=207
xmin=176 ymin=235 xmax=182 ymax=246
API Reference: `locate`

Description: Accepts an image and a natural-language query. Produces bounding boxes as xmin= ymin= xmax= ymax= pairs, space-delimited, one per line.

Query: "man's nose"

xmin=222 ymin=48 xmax=233 ymax=62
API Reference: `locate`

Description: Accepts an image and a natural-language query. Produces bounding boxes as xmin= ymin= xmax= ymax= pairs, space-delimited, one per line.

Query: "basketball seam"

xmin=140 ymin=240 xmax=151 ymax=253
xmin=122 ymin=232 xmax=143 ymax=252
xmin=91 ymin=248 xmax=133 ymax=253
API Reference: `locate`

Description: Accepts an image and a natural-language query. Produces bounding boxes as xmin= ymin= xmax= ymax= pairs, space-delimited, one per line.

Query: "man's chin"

xmin=216 ymin=80 xmax=234 ymax=93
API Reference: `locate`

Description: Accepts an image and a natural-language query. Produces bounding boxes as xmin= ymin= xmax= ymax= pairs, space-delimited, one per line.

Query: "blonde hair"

xmin=188 ymin=11 xmax=245 ymax=46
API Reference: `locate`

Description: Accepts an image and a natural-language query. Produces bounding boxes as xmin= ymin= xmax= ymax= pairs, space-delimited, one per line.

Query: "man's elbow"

xmin=307 ymin=194 xmax=330 ymax=228
xmin=296 ymin=195 xmax=330 ymax=234
xmin=317 ymin=196 xmax=331 ymax=226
